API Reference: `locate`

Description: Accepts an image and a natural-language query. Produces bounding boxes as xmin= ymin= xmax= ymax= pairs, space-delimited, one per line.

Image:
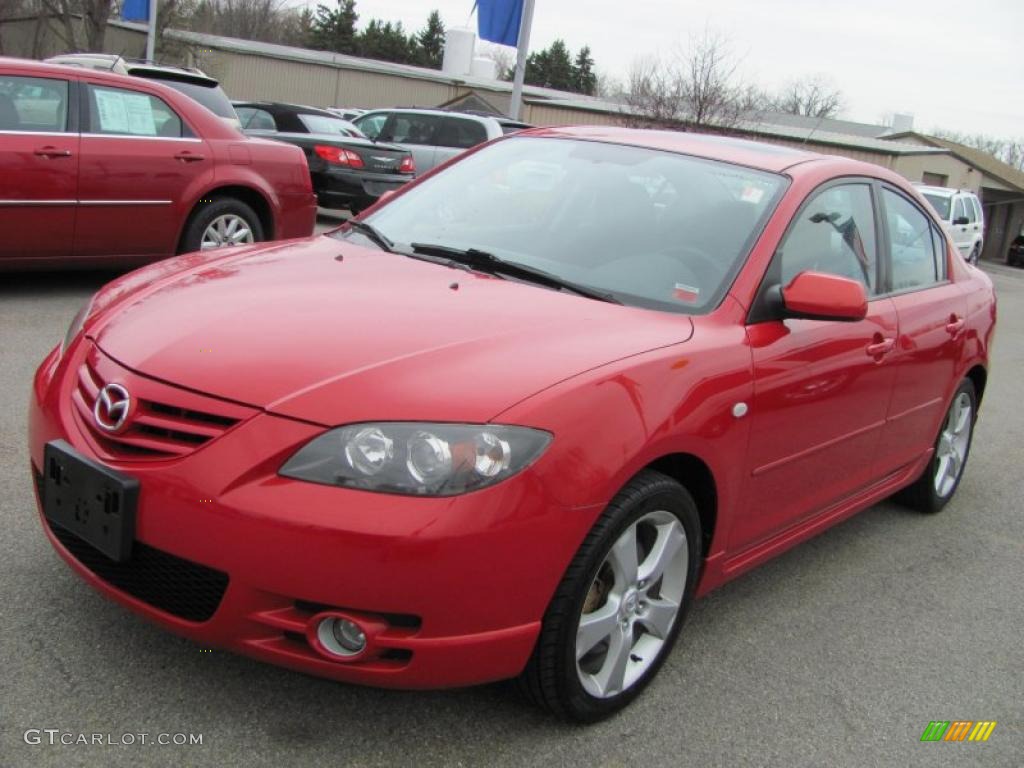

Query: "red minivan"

xmin=0 ymin=57 xmax=316 ymax=269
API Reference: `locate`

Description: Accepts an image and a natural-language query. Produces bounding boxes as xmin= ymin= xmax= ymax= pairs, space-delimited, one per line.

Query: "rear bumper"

xmin=29 ymin=343 xmax=601 ymax=689
xmin=312 ymin=169 xmax=411 ymax=210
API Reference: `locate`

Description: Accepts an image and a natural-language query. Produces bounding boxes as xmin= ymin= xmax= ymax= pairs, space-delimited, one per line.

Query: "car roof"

xmin=359 ymin=107 xmax=497 ymax=123
xmin=234 ymin=100 xmax=339 ymax=118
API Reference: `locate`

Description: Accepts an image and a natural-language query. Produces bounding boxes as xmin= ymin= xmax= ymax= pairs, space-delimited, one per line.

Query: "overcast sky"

xmin=294 ymin=0 xmax=1022 ymax=137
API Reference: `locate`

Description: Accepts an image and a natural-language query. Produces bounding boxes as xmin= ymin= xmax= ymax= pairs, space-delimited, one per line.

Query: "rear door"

xmin=0 ymin=71 xmax=79 ymax=261
xmin=950 ymin=196 xmax=972 ymax=254
xmin=434 ymin=116 xmax=489 ymax=165
xmin=876 ymin=186 xmax=968 ymax=475
xmin=75 ymin=80 xmax=212 ymax=259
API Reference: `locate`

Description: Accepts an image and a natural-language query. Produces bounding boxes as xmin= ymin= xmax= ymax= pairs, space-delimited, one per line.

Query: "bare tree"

xmin=772 ymin=75 xmax=843 ymax=118
xmin=932 ymin=129 xmax=1024 ymax=172
xmin=34 ymin=0 xmax=114 ymax=51
xmin=180 ymin=0 xmax=292 ymax=43
xmin=623 ymin=30 xmax=761 ymax=131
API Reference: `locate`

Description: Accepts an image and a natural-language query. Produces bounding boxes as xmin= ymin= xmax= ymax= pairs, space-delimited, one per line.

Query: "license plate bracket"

xmin=43 ymin=440 xmax=138 ymax=562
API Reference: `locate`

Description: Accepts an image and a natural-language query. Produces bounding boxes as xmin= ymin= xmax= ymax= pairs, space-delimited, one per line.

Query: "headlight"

xmin=61 ymin=297 xmax=95 ymax=356
xmin=280 ymin=422 xmax=552 ymax=496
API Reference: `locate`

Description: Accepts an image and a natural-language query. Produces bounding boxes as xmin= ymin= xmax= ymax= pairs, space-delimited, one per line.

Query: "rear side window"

xmin=971 ymin=196 xmax=983 ymax=223
xmin=778 ymin=183 xmax=879 ymax=295
xmin=0 ymin=75 xmax=68 ymax=132
xmin=87 ymin=84 xmax=183 ymax=137
xmin=884 ymin=188 xmax=943 ymax=291
xmin=384 ymin=114 xmax=442 ymax=145
xmin=131 ymin=73 xmax=236 ymax=120
xmin=435 ymin=117 xmax=488 ymax=149
xmin=237 ymin=106 xmax=276 ymax=131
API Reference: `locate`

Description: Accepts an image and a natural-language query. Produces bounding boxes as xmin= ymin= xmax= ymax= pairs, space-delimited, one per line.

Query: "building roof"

xmin=886 ymin=132 xmax=1024 ymax=192
xmin=737 ymin=118 xmax=947 ymax=156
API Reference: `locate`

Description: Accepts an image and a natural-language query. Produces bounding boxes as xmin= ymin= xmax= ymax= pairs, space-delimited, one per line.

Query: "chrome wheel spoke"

xmin=637 ymin=596 xmax=678 ymax=639
xmin=608 ymin=523 xmax=639 ymax=587
xmin=202 ymin=215 xmax=254 ymax=250
xmin=638 ymin=523 xmax=686 ymax=589
xmin=576 ymin=600 xmax=619 ymax=661
xmin=592 ymin=623 xmax=631 ymax=697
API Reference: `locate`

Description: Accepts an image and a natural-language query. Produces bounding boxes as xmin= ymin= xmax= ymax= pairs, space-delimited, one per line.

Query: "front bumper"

xmin=29 ymin=342 xmax=600 ymax=689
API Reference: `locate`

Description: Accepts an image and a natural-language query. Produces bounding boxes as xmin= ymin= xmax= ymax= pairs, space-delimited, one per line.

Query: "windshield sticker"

xmin=740 ymin=185 xmax=765 ymax=204
xmin=674 ymin=283 xmax=700 ymax=303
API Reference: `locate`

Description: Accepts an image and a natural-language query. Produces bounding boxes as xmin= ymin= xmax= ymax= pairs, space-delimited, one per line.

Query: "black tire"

xmin=968 ymin=244 xmax=981 ymax=265
xmin=179 ymin=197 xmax=264 ymax=254
xmin=516 ymin=469 xmax=702 ymax=722
xmin=895 ymin=378 xmax=977 ymax=513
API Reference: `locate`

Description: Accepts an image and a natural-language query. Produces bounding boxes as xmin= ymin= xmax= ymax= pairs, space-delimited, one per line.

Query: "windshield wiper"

xmin=409 ymin=243 xmax=620 ymax=304
xmin=344 ymin=219 xmax=395 ymax=253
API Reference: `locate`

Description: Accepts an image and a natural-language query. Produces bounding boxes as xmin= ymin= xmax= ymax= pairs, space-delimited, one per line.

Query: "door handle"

xmin=174 ymin=152 xmax=205 ymax=163
xmin=34 ymin=146 xmax=72 ymax=158
xmin=866 ymin=337 xmax=895 ymax=357
xmin=946 ymin=316 xmax=965 ymax=335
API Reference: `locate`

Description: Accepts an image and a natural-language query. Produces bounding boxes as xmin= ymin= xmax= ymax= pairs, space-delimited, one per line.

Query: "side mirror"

xmin=953 ymin=216 xmax=970 ymax=226
xmin=779 ymin=271 xmax=867 ymax=322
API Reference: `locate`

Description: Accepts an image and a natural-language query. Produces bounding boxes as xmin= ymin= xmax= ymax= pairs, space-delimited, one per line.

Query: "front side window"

xmin=343 ymin=136 xmax=785 ymax=314
xmin=87 ymin=85 xmax=182 ymax=137
xmin=777 ymin=183 xmax=879 ymax=294
xmin=0 ymin=75 xmax=68 ymax=132
xmin=960 ymin=196 xmax=976 ymax=224
xmin=884 ymin=188 xmax=943 ymax=291
xmin=970 ymin=196 xmax=983 ymax=223
xmin=354 ymin=112 xmax=387 ymax=139
xmin=953 ymin=197 xmax=966 ymax=223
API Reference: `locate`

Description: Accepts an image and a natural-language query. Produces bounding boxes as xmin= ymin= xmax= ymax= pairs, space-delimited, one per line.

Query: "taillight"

xmin=398 ymin=156 xmax=415 ymax=174
xmin=314 ymin=145 xmax=365 ymax=168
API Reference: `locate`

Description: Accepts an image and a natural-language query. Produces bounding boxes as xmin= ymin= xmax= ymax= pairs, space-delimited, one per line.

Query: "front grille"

xmin=70 ymin=348 xmax=253 ymax=461
xmin=45 ymin=515 xmax=228 ymax=623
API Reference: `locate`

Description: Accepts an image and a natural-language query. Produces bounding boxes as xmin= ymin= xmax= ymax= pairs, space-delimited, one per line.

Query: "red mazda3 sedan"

xmin=29 ymin=127 xmax=996 ymax=721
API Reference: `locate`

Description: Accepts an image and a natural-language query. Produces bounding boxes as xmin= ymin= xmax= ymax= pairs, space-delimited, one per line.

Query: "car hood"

xmin=92 ymin=236 xmax=694 ymax=425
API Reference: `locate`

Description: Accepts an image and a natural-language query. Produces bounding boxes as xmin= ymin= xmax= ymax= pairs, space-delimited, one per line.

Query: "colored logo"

xmin=920 ymin=721 xmax=997 ymax=742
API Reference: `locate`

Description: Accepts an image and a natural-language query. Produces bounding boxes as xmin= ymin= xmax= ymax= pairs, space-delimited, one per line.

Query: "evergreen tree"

xmin=307 ymin=0 xmax=358 ymax=54
xmin=358 ymin=20 xmax=415 ymax=64
xmin=572 ymin=46 xmax=597 ymax=96
xmin=415 ymin=10 xmax=446 ymax=69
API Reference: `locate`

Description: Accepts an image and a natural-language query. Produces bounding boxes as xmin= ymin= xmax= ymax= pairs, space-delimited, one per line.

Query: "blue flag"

xmin=122 ymin=0 xmax=149 ymax=22
xmin=475 ymin=0 xmax=523 ymax=47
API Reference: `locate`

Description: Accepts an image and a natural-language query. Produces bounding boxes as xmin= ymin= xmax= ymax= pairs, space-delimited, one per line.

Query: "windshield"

xmin=345 ymin=136 xmax=785 ymax=313
xmin=298 ymin=113 xmax=364 ymax=137
xmin=922 ymin=192 xmax=952 ymax=220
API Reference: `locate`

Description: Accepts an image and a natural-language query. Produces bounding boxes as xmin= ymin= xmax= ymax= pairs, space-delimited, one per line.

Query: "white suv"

xmin=916 ymin=185 xmax=985 ymax=264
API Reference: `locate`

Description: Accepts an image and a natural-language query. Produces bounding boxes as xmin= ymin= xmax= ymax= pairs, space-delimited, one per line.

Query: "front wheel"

xmin=179 ymin=197 xmax=264 ymax=254
xmin=896 ymin=378 xmax=977 ymax=513
xmin=968 ymin=244 xmax=981 ymax=265
xmin=517 ymin=470 xmax=702 ymax=722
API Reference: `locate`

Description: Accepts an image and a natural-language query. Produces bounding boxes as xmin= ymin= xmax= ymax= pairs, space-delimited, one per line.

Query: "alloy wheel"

xmin=575 ymin=510 xmax=688 ymax=699
xmin=201 ymin=214 xmax=255 ymax=250
xmin=934 ymin=392 xmax=972 ymax=498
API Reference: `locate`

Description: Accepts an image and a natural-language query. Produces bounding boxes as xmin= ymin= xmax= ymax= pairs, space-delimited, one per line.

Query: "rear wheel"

xmin=180 ymin=197 xmax=264 ymax=254
xmin=896 ymin=378 xmax=976 ymax=513
xmin=517 ymin=470 xmax=702 ymax=722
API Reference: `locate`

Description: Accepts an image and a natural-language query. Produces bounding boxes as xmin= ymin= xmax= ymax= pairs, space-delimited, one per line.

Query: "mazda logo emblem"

xmin=93 ymin=383 xmax=132 ymax=433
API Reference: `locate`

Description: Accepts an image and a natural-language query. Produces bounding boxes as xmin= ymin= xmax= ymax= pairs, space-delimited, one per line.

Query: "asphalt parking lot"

xmin=1 ymin=254 xmax=1021 ymax=768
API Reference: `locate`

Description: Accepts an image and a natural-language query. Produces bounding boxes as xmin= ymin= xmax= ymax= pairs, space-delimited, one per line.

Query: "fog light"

xmin=317 ymin=617 xmax=367 ymax=657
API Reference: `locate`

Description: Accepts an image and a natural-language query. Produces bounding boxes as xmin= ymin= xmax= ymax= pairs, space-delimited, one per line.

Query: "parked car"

xmin=352 ymin=108 xmax=508 ymax=174
xmin=1008 ymin=232 xmax=1024 ymax=266
xmin=30 ymin=127 xmax=995 ymax=722
xmin=916 ymin=184 xmax=985 ymax=264
xmin=44 ymin=53 xmax=241 ymax=128
xmin=0 ymin=57 xmax=316 ymax=269
xmin=234 ymin=100 xmax=415 ymax=212
xmin=326 ymin=106 xmax=367 ymax=121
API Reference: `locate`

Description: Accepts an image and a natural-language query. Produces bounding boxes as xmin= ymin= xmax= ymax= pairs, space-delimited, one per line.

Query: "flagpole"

xmin=508 ymin=0 xmax=535 ymax=120
xmin=145 ymin=0 xmax=158 ymax=62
